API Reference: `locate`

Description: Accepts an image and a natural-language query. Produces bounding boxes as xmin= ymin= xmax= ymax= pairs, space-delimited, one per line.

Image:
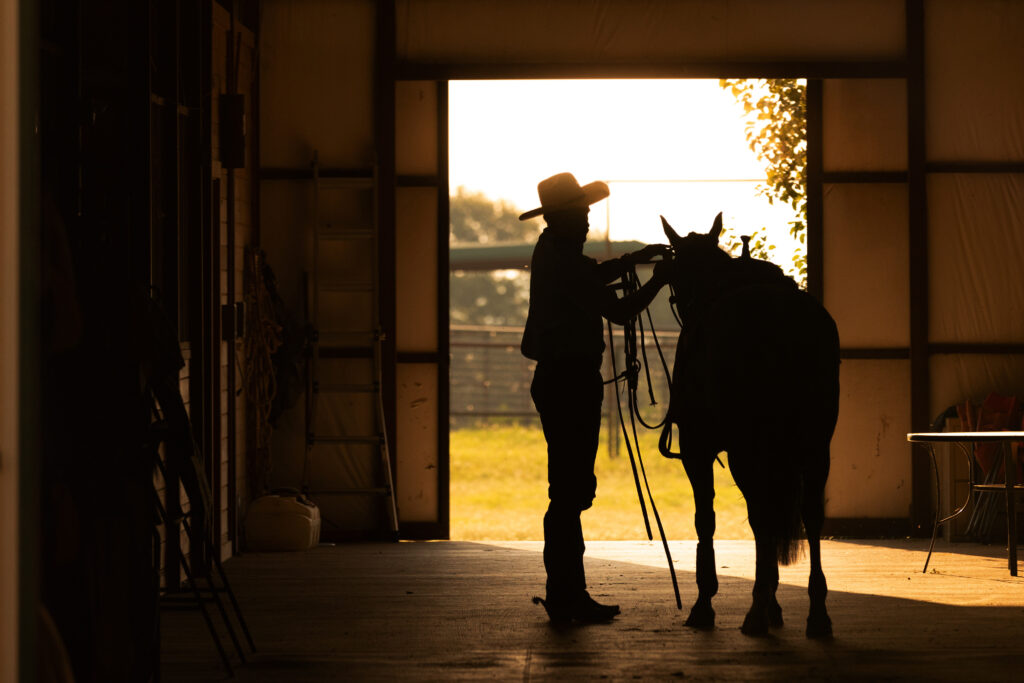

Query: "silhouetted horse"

xmin=657 ymin=213 xmax=839 ymax=638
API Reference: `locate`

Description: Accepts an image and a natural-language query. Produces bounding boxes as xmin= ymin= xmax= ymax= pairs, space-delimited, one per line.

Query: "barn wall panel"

xmin=260 ymin=0 xmax=375 ymax=168
xmin=396 ymin=363 xmax=439 ymax=522
xmin=396 ymin=81 xmax=438 ymax=175
xmin=823 ymin=79 xmax=907 ymax=172
xmin=397 ymin=0 xmax=905 ymax=64
xmin=928 ymin=174 xmax=1024 ymax=344
xmin=930 ymin=354 xmax=1024 ymax=422
xmin=925 ymin=0 xmax=1024 ymax=162
xmin=823 ymin=183 xmax=909 ymax=348
xmin=396 ymin=187 xmax=438 ymax=352
xmin=827 ymin=359 xmax=912 ymax=518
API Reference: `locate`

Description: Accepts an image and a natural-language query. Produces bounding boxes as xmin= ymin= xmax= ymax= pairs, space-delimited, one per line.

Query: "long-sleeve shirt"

xmin=521 ymin=229 xmax=628 ymax=367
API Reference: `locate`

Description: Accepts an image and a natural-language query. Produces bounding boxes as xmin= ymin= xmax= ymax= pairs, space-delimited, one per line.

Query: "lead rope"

xmin=608 ymin=266 xmax=682 ymax=610
xmin=607 ymin=317 xmax=651 ymax=540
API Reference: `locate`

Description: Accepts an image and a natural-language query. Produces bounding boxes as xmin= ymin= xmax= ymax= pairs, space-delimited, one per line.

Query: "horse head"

xmin=660 ymin=212 xmax=732 ymax=304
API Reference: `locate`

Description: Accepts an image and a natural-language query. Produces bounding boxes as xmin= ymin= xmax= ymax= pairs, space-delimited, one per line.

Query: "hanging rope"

xmin=241 ymin=248 xmax=283 ymax=494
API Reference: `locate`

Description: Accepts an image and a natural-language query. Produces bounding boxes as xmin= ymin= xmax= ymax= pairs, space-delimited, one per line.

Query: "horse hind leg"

xmin=741 ymin=512 xmax=782 ymax=636
xmin=681 ymin=453 xmax=718 ymax=629
xmin=734 ymin=456 xmax=788 ymax=636
xmin=802 ymin=469 xmax=832 ymax=638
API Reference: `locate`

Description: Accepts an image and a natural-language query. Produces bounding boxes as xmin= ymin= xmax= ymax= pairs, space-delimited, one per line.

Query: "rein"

xmin=607 ymin=265 xmax=681 ymax=610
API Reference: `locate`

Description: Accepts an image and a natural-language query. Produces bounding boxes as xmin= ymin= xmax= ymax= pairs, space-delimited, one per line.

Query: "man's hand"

xmin=624 ymin=243 xmax=672 ymax=266
xmin=652 ymin=258 xmax=672 ymax=285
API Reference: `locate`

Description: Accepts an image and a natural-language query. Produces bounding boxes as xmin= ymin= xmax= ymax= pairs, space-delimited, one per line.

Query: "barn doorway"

xmin=447 ymin=79 xmax=806 ymax=541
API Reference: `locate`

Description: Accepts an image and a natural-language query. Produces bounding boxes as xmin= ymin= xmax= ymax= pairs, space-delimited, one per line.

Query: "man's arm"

xmin=599 ymin=275 xmax=665 ymax=326
xmin=594 ymin=244 xmax=672 ymax=285
xmin=560 ymin=250 xmax=670 ymax=324
xmin=594 ymin=257 xmax=629 ymax=284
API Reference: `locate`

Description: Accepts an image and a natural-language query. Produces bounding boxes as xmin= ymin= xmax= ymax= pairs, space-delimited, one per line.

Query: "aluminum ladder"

xmin=301 ymin=151 xmax=399 ymax=540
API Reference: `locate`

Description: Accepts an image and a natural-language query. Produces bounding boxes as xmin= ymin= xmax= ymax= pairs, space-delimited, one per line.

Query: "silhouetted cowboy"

xmin=521 ymin=172 xmax=670 ymax=625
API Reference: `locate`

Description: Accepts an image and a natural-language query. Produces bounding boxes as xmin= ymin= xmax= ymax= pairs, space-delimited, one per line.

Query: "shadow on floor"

xmin=160 ymin=541 xmax=1024 ymax=682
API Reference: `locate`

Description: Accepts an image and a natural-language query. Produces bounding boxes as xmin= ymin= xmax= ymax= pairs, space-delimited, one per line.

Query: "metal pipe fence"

xmin=450 ymin=324 xmax=678 ymax=456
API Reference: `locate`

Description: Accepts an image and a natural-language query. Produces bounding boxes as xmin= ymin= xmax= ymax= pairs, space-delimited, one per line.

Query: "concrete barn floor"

xmin=161 ymin=539 xmax=1024 ymax=681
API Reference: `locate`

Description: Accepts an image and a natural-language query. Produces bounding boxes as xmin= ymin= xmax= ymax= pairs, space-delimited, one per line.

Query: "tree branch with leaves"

xmin=720 ymin=78 xmax=807 ymax=287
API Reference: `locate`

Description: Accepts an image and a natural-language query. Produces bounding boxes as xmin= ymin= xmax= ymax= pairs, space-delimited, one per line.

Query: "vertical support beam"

xmin=205 ymin=0 xmax=220 ymax=568
xmin=171 ymin=0 xmax=183 ymax=329
xmin=250 ymin=3 xmax=260 ymax=248
xmin=437 ymin=80 xmax=450 ymax=538
xmin=906 ymin=0 xmax=931 ymax=532
xmin=3 ymin=0 xmax=40 ymax=678
xmin=805 ymin=79 xmax=824 ymax=302
xmin=209 ymin=174 xmax=222 ymax=565
xmin=225 ymin=0 xmax=239 ymax=557
xmin=0 ymin=2 xmax=18 ymax=676
xmin=185 ymin=0 xmax=214 ymax=585
xmin=375 ymin=0 xmax=398 ymax=509
xmin=69 ymin=1 xmax=154 ymax=672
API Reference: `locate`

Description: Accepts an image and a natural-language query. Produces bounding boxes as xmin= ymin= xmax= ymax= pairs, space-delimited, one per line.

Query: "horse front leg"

xmin=681 ymin=453 xmax=718 ymax=629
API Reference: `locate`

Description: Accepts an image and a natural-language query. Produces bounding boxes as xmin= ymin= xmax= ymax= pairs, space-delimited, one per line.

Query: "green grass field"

xmin=450 ymin=422 xmax=753 ymax=541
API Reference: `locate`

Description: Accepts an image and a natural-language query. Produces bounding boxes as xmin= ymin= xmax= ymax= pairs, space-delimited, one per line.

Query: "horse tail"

xmin=775 ymin=473 xmax=805 ymax=566
xmin=732 ymin=463 xmax=806 ymax=566
xmin=751 ymin=463 xmax=805 ymax=567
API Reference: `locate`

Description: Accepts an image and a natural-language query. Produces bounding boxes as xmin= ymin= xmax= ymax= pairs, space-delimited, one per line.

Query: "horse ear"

xmin=709 ymin=212 xmax=723 ymax=242
xmin=660 ymin=215 xmax=683 ymax=247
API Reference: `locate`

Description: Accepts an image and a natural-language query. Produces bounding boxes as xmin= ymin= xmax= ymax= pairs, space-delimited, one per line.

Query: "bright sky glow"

xmin=449 ymin=79 xmax=802 ymax=259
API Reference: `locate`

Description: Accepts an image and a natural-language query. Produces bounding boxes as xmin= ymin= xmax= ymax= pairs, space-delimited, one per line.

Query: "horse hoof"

xmin=741 ymin=611 xmax=770 ymax=636
xmin=684 ymin=604 xmax=715 ymax=630
xmin=806 ymin=614 xmax=833 ymax=639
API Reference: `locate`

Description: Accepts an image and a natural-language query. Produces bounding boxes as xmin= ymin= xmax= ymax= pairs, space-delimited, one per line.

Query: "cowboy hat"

xmin=518 ymin=172 xmax=610 ymax=221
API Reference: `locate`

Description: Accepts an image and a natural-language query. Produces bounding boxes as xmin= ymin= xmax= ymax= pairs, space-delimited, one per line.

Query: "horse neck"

xmin=674 ymin=255 xmax=731 ymax=321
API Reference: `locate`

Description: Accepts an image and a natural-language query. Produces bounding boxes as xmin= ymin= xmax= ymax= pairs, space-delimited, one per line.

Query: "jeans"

xmin=531 ymin=359 xmax=603 ymax=600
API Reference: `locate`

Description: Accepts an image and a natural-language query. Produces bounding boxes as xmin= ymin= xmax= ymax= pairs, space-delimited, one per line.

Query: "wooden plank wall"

xmin=152 ymin=1 xmax=257 ymax=581
xmin=212 ymin=2 xmax=256 ymax=560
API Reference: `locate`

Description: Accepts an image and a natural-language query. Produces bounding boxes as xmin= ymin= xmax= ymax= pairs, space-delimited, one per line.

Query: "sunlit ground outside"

xmin=450 ymin=420 xmax=752 ymax=541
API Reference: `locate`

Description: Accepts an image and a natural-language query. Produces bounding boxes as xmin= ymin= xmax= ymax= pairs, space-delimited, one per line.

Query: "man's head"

xmin=543 ymin=206 xmax=591 ymax=239
xmin=519 ymin=172 xmax=609 ymax=223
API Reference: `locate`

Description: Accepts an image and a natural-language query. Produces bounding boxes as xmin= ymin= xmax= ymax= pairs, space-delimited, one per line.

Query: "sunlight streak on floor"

xmin=480 ymin=539 xmax=1024 ymax=607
